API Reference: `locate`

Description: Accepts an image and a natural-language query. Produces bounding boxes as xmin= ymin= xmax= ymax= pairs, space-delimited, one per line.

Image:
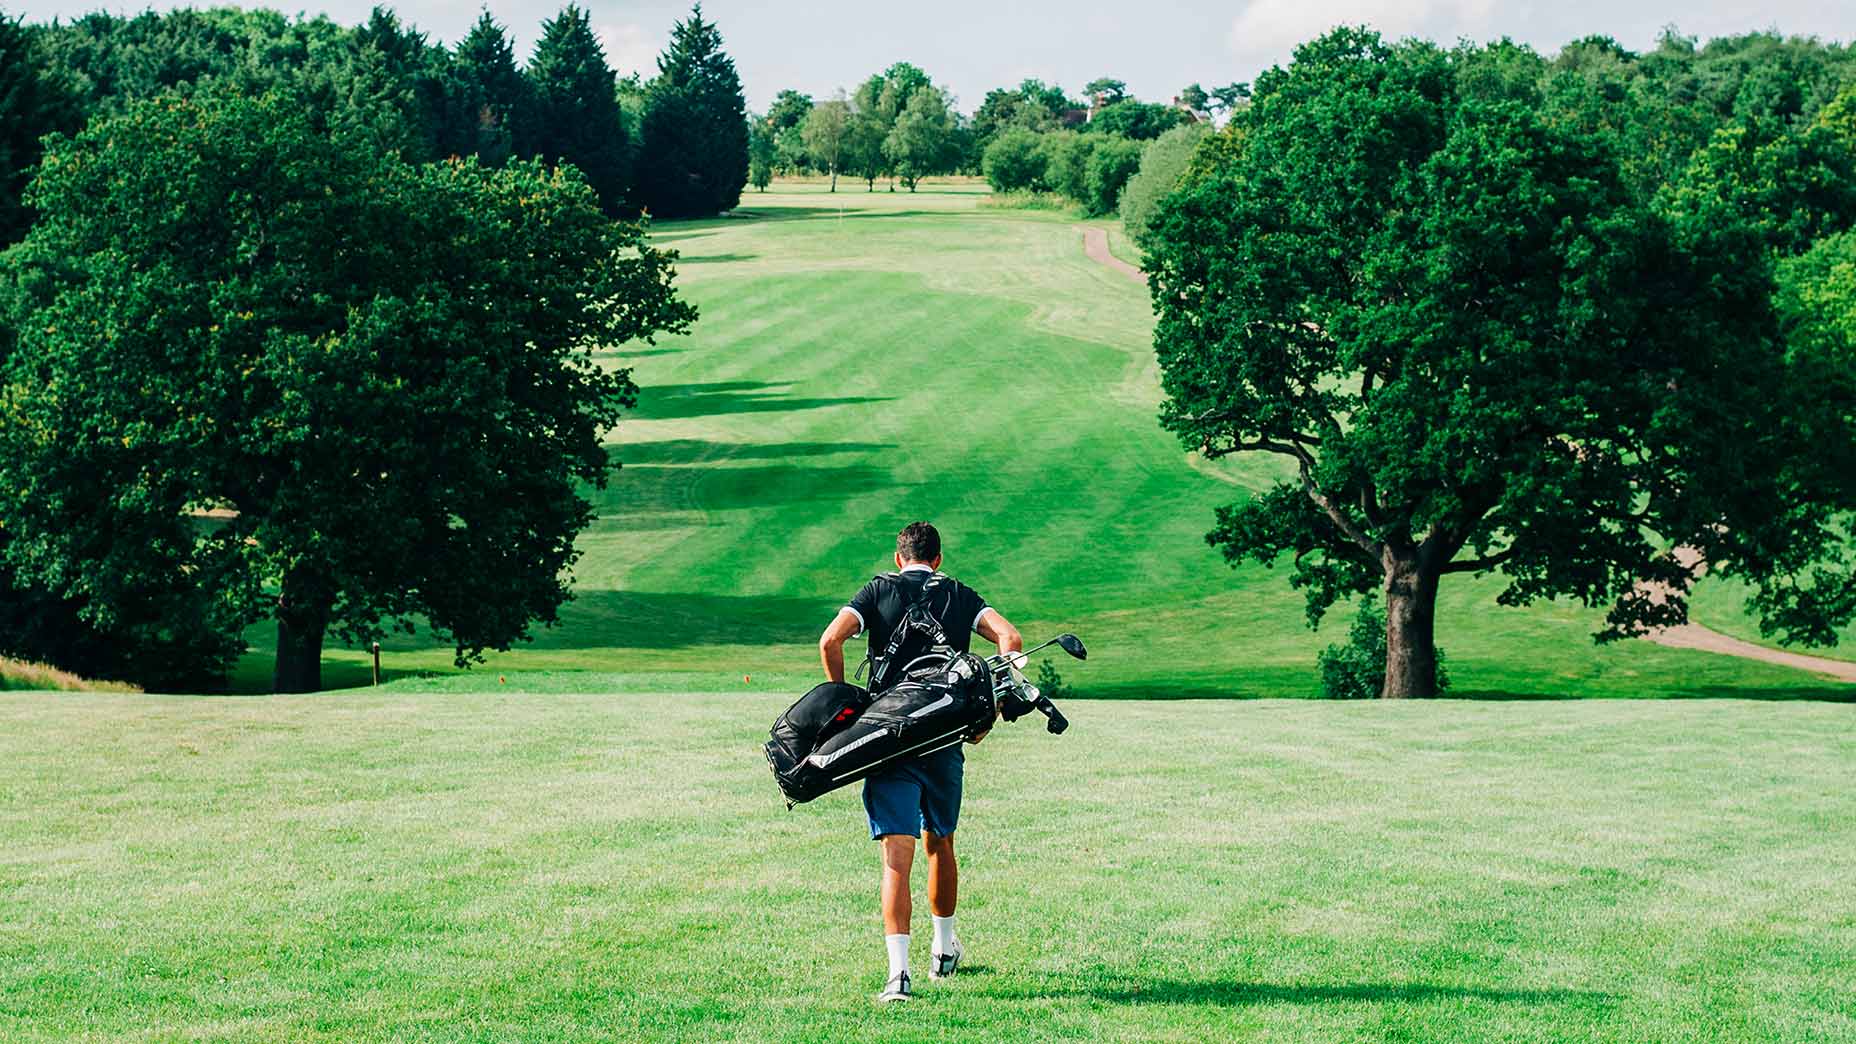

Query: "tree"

xmin=981 ymin=127 xmax=1047 ymax=192
xmin=1084 ymin=77 xmax=1127 ymax=106
xmin=845 ymin=95 xmax=889 ymax=190
xmin=1147 ymin=30 xmax=1818 ymax=697
xmin=525 ymin=4 xmax=630 ymax=214
xmin=637 ymin=3 xmax=748 ymax=218
xmin=765 ymin=87 xmax=813 ymax=170
xmin=1082 ymin=137 xmax=1144 ymax=215
xmin=973 ymin=78 xmax=1071 ymax=152
xmin=748 ymin=114 xmax=775 ymax=191
xmin=800 ymin=96 xmax=851 ymax=190
xmin=1208 ymin=82 xmax=1251 ymax=116
xmin=0 ymin=15 xmax=77 ymax=244
xmin=1178 ymin=82 xmax=1209 ymax=116
xmin=883 ymin=86 xmax=955 ymax=190
xmin=1087 ymin=98 xmax=1188 ymax=139
xmin=1038 ymin=132 xmax=1098 ymax=200
xmin=439 ymin=10 xmax=528 ymax=166
xmin=1119 ymin=123 xmax=1209 ymax=248
xmin=0 ymin=89 xmax=694 ymax=692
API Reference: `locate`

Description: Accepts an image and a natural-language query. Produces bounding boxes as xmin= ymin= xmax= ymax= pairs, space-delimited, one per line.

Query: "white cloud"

xmin=1229 ymin=0 xmax=1497 ymax=61
xmin=597 ymin=22 xmax=659 ymax=77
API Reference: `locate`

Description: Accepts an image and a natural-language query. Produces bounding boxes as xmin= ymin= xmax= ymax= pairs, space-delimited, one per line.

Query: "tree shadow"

xmin=593 ymin=462 xmax=897 ymax=515
xmin=991 ymin=978 xmax=1610 ymax=1008
xmin=1439 ymin=686 xmax=1855 ymax=703
xmin=591 ymin=346 xmax=686 ymax=359
xmin=528 ymin=589 xmax=838 ymax=649
xmin=676 ymin=252 xmax=758 ymax=264
xmin=634 ymin=381 xmax=892 ymax=421
xmin=606 ymin=438 xmax=892 ymax=466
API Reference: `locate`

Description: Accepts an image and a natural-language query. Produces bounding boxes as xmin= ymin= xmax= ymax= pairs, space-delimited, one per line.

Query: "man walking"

xmin=817 ymin=522 xmax=1022 ymax=1003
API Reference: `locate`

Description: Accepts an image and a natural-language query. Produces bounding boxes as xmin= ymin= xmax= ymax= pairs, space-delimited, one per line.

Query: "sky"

xmin=12 ymin=0 xmax=1856 ymax=114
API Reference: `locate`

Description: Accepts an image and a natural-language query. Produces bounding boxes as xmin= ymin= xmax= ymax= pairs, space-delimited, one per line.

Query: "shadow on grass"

xmin=635 ymin=381 xmax=892 ymax=421
xmin=1000 ymin=978 xmax=1610 ymax=1008
xmin=1445 ymin=686 xmax=1856 ymax=703
xmin=591 ymin=346 xmax=686 ymax=359
xmin=676 ymin=252 xmax=758 ymax=264
xmin=606 ymin=438 xmax=891 ymax=465
xmin=591 ymin=462 xmax=900 ymax=519
xmin=528 ymin=589 xmax=835 ymax=649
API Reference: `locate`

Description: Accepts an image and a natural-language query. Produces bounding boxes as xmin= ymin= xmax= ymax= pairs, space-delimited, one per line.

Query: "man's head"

xmin=895 ymin=521 xmax=943 ymax=571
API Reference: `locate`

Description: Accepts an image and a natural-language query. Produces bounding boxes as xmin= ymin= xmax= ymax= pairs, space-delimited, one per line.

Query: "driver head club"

xmin=1057 ymin=633 xmax=1086 ymax=660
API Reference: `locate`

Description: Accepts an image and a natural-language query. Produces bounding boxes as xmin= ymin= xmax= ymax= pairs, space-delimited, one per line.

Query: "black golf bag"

xmin=765 ymin=652 xmax=996 ymax=806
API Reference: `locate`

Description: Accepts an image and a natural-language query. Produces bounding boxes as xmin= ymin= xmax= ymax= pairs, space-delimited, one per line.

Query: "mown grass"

xmin=217 ymin=182 xmax=1849 ymax=699
xmin=2 ymin=690 xmax=1851 ymax=1042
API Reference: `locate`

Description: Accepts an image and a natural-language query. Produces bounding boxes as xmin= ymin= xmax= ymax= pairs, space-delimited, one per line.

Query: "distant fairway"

xmin=232 ymin=181 xmax=1849 ymax=698
xmin=4 ymin=689 xmax=1852 ymax=1041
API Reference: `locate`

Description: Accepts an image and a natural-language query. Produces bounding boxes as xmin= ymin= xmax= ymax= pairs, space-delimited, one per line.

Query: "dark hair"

xmin=896 ymin=521 xmax=941 ymax=563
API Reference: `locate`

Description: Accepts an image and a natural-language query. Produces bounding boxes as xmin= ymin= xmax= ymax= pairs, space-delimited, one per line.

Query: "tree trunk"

xmin=273 ymin=567 xmax=333 ymax=694
xmin=1381 ymin=552 xmax=1441 ymax=698
xmin=829 ymin=167 xmax=837 ymax=192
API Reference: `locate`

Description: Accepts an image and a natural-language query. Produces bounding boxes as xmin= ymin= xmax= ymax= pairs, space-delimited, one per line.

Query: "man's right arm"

xmin=818 ymin=608 xmax=863 ymax=683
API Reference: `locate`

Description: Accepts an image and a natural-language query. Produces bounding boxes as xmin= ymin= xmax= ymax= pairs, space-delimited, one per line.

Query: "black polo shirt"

xmin=844 ymin=566 xmax=991 ymax=661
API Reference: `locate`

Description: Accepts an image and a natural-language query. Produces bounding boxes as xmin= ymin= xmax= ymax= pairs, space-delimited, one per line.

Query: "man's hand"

xmin=818 ymin=608 xmax=862 ymax=683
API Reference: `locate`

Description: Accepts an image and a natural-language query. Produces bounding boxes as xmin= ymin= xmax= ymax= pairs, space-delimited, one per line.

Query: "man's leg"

xmin=877 ymin=833 xmax=916 ymax=999
xmin=924 ymin=830 xmax=957 ymax=918
xmin=880 ymin=833 xmax=915 ymax=936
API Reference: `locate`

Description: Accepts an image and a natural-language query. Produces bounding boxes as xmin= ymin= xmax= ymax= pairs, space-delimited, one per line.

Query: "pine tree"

xmin=525 ymin=5 xmax=629 ymax=213
xmin=637 ymin=4 xmax=747 ymax=218
xmin=441 ymin=11 xmax=528 ymax=165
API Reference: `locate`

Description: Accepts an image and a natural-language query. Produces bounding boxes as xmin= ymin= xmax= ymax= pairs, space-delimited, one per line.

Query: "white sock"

xmin=885 ymin=933 xmax=910 ymax=978
xmin=932 ymin=915 xmax=958 ymax=955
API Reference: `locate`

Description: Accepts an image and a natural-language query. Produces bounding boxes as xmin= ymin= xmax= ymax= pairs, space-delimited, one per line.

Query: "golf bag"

xmin=765 ymin=652 xmax=996 ymax=806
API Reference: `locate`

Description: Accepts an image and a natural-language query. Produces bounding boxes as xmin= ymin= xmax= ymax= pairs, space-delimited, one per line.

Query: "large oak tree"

xmin=0 ymin=89 xmax=694 ymax=692
xmin=1147 ymin=31 xmax=1832 ymax=696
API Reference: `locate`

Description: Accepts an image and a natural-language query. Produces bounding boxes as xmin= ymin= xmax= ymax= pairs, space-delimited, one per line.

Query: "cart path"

xmin=1081 ymin=226 xmax=1145 ymax=284
xmin=1640 ymin=549 xmax=1856 ymax=683
xmin=1076 ymin=234 xmax=1855 ymax=685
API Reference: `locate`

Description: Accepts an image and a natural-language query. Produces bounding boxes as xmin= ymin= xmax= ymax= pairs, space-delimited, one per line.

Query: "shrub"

xmin=1317 ymin=594 xmax=1450 ymax=699
xmin=1034 ymin=658 xmax=1074 ymax=700
xmin=1038 ymin=131 xmax=1098 ymax=201
xmin=1083 ymin=137 xmax=1144 ymax=216
xmin=981 ymin=127 xmax=1046 ymax=192
xmin=1120 ymin=123 xmax=1208 ymax=249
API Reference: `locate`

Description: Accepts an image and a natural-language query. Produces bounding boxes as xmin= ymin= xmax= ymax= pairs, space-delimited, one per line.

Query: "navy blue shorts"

xmin=864 ymin=745 xmax=963 ymax=839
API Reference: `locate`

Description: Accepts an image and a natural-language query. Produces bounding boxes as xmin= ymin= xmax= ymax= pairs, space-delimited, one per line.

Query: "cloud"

xmin=597 ymin=22 xmax=659 ymax=77
xmin=1228 ymin=0 xmax=1498 ymax=61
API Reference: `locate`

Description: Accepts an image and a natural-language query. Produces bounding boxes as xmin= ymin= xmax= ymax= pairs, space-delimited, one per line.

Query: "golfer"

xmin=817 ymin=521 xmax=1023 ymax=1003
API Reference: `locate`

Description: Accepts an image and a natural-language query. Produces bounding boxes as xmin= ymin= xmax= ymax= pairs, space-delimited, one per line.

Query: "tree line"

xmin=1146 ymin=28 xmax=1856 ymax=697
xmin=0 ymin=3 xmax=749 ymax=230
xmin=745 ymin=72 xmax=1233 ymax=195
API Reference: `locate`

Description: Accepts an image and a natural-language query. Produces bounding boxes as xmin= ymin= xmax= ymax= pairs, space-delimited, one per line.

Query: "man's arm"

xmin=969 ymin=608 xmax=1022 ymax=744
xmin=818 ymin=608 xmax=863 ymax=683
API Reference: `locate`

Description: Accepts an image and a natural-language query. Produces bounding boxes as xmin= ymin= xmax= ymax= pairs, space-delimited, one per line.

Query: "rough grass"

xmin=0 ymin=657 xmax=138 ymax=692
xmin=2 ymin=690 xmax=1851 ymax=1042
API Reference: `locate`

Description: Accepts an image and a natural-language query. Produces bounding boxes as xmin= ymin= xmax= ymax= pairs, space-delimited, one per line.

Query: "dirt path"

xmin=1081 ymin=226 xmax=1145 ymax=284
xmin=1077 ymin=233 xmax=1854 ymax=686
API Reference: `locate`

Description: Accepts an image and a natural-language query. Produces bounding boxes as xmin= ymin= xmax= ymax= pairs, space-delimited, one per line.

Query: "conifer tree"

xmin=526 ymin=5 xmax=629 ymax=213
xmin=441 ymin=10 xmax=527 ymax=165
xmin=637 ymin=4 xmax=747 ymax=218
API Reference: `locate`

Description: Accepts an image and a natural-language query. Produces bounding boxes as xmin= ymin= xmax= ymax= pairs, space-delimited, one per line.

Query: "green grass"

xmin=221 ymin=183 xmax=1849 ymax=698
xmin=3 ymin=689 xmax=1852 ymax=1042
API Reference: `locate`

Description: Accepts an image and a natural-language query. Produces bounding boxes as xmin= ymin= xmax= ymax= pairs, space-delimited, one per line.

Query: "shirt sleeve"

xmin=845 ymin=580 xmax=882 ymax=637
xmin=963 ymin=585 xmax=992 ymax=633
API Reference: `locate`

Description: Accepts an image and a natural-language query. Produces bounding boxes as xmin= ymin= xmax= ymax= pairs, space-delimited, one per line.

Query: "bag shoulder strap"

xmin=868 ymin=572 xmax=953 ymax=690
